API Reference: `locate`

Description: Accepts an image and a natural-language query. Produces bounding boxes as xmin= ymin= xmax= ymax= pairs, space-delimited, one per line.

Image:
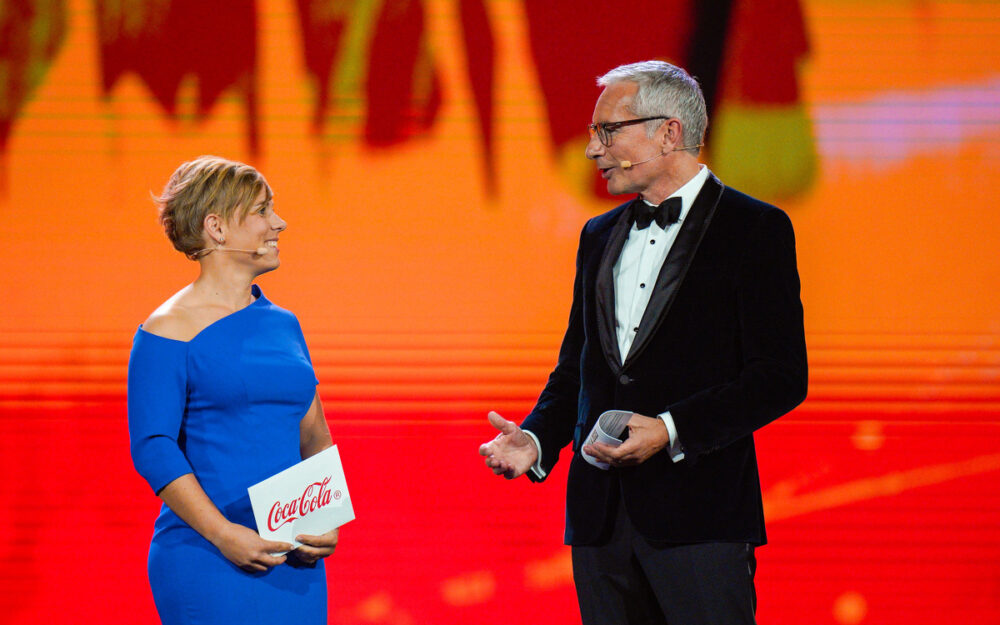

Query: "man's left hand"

xmin=583 ymin=413 xmax=670 ymax=467
xmin=293 ymin=528 xmax=339 ymax=564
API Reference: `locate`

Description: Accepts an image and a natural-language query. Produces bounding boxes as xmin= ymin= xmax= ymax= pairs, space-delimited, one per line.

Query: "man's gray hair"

xmin=597 ymin=61 xmax=708 ymax=154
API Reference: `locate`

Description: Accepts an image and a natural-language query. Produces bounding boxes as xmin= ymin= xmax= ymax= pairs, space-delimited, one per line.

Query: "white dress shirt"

xmin=525 ymin=166 xmax=710 ymax=477
xmin=614 ymin=165 xmax=709 ymax=464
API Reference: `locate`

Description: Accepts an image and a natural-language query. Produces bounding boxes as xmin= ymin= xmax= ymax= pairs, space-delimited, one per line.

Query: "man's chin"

xmin=605 ymin=180 xmax=628 ymax=196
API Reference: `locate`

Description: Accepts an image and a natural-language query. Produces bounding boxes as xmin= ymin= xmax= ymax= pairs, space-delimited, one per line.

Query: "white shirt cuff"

xmin=658 ymin=411 xmax=685 ymax=462
xmin=522 ymin=429 xmax=547 ymax=479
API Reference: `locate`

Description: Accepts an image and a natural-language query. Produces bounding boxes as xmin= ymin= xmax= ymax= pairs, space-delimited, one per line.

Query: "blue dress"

xmin=128 ymin=285 xmax=326 ymax=624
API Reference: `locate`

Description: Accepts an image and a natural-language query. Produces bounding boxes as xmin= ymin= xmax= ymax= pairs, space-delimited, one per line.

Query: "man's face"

xmin=585 ymin=81 xmax=666 ymax=197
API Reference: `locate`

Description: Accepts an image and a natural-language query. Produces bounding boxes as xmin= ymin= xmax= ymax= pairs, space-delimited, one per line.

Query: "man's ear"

xmin=660 ymin=118 xmax=683 ymax=152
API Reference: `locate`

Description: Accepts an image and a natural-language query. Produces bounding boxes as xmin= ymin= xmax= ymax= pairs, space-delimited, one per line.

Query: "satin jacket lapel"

xmin=595 ymin=204 xmax=634 ymax=373
xmin=624 ymin=174 xmax=725 ymax=368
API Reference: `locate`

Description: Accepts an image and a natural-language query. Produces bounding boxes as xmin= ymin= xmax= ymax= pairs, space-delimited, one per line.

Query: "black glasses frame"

xmin=588 ymin=116 xmax=670 ymax=147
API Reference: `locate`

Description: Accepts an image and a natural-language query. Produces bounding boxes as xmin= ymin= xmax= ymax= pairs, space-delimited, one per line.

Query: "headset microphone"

xmin=191 ymin=246 xmax=271 ymax=259
xmin=618 ymin=144 xmax=705 ymax=170
xmin=620 ymin=155 xmax=659 ymax=170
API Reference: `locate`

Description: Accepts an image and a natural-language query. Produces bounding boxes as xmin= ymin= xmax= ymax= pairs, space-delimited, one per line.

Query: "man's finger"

xmin=588 ymin=440 xmax=637 ymax=464
xmin=583 ymin=444 xmax=611 ymax=463
xmin=590 ymin=442 xmax=621 ymax=458
xmin=487 ymin=410 xmax=516 ymax=434
xmin=610 ymin=440 xmax=641 ymax=462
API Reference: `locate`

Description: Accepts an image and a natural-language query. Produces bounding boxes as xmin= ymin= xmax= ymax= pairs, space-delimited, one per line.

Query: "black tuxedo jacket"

xmin=521 ymin=173 xmax=807 ymax=546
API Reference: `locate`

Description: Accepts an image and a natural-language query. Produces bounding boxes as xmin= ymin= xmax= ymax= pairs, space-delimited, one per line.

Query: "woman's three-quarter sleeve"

xmin=127 ymin=329 xmax=194 ymax=494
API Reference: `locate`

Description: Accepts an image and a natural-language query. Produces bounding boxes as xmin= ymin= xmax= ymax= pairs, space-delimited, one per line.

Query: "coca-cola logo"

xmin=267 ymin=475 xmax=334 ymax=532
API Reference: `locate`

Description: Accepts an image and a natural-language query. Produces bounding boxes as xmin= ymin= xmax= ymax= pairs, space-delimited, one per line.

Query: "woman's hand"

xmin=158 ymin=475 xmax=292 ymax=573
xmin=292 ymin=528 xmax=339 ymax=564
xmin=212 ymin=522 xmax=294 ymax=572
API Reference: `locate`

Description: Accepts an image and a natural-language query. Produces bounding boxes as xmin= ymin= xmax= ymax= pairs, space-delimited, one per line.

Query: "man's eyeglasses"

xmin=587 ymin=116 xmax=670 ymax=147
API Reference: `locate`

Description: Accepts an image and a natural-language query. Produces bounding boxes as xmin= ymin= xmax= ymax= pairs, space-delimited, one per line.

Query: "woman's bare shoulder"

xmin=141 ymin=287 xmax=204 ymax=342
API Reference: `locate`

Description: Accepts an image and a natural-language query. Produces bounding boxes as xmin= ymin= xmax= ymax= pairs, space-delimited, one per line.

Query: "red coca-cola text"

xmin=267 ymin=476 xmax=333 ymax=531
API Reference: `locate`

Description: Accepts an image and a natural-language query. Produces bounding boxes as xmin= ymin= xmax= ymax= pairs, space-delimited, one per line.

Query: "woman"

xmin=128 ymin=156 xmax=338 ymax=623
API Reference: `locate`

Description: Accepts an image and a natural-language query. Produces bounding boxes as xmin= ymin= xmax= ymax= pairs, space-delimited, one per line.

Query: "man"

xmin=479 ymin=61 xmax=807 ymax=624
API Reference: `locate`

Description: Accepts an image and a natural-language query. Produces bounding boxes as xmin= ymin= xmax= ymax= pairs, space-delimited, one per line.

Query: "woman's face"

xmin=224 ymin=188 xmax=287 ymax=273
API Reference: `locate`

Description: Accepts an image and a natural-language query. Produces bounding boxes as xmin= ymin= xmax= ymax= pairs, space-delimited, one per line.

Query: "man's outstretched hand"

xmin=478 ymin=411 xmax=539 ymax=479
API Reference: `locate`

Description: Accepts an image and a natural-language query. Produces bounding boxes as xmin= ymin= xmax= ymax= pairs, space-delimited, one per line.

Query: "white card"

xmin=581 ymin=410 xmax=633 ymax=470
xmin=248 ymin=445 xmax=355 ymax=552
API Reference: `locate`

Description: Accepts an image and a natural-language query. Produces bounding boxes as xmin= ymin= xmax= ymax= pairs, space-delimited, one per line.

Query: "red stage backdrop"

xmin=1 ymin=1 xmax=999 ymax=624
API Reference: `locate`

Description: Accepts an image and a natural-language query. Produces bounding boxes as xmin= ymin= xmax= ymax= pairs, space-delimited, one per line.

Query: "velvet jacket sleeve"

xmin=127 ymin=330 xmax=195 ymax=494
xmin=668 ymin=208 xmax=808 ymax=459
xmin=520 ymin=226 xmax=589 ymax=479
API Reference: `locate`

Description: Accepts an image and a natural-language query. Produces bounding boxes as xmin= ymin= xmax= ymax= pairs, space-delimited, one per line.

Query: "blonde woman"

xmin=128 ymin=156 xmax=338 ymax=623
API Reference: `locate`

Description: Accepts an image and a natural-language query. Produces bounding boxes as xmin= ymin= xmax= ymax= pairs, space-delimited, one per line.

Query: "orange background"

xmin=1 ymin=1 xmax=999 ymax=624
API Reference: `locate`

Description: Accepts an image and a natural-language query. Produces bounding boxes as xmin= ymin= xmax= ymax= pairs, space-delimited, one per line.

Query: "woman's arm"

xmin=158 ymin=475 xmax=293 ymax=572
xmin=293 ymin=392 xmax=339 ymax=563
xmin=299 ymin=391 xmax=333 ymax=459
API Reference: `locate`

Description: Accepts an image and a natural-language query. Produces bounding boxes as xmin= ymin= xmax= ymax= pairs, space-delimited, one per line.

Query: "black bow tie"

xmin=632 ymin=196 xmax=682 ymax=230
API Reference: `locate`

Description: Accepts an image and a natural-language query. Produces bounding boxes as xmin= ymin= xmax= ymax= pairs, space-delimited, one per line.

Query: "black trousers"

xmin=571 ymin=492 xmax=758 ymax=625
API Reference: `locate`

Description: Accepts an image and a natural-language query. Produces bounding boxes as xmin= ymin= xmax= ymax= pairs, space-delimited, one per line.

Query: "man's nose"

xmin=585 ymin=133 xmax=605 ymax=160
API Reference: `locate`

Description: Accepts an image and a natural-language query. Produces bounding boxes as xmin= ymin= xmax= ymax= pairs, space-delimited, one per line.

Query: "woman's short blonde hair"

xmin=155 ymin=156 xmax=272 ymax=259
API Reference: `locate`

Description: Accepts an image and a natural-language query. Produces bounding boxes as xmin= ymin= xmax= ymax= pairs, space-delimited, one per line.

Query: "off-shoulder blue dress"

xmin=127 ymin=286 xmax=326 ymax=624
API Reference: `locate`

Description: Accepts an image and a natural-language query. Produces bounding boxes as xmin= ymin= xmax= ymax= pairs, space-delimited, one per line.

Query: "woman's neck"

xmin=191 ymin=267 xmax=256 ymax=312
